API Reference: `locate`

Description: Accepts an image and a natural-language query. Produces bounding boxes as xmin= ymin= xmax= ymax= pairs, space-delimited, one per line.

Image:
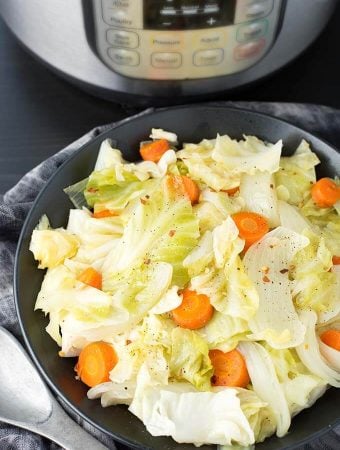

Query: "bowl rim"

xmin=14 ymin=103 xmax=340 ymax=450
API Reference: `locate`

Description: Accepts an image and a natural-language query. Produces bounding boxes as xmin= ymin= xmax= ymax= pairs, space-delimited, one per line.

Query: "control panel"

xmin=92 ymin=0 xmax=282 ymax=80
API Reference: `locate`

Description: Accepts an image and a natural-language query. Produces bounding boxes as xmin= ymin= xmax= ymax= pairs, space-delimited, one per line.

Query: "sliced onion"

xmin=238 ymin=341 xmax=291 ymax=437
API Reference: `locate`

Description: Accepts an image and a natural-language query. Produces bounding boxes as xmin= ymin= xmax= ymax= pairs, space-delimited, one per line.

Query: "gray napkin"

xmin=1 ymin=102 xmax=339 ymax=450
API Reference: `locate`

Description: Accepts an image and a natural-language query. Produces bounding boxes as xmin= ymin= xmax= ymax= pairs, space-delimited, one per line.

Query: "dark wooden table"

xmin=1 ymin=5 xmax=340 ymax=195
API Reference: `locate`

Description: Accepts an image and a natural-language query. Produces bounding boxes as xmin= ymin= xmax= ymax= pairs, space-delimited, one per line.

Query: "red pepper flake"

xmin=261 ymin=266 xmax=270 ymax=274
xmin=87 ymin=187 xmax=98 ymax=193
xmin=262 ymin=275 xmax=270 ymax=283
xmin=169 ymin=229 xmax=176 ymax=237
xmin=126 ymin=339 xmax=132 ymax=345
xmin=144 ymin=258 xmax=151 ymax=265
xmin=140 ymin=198 xmax=147 ymax=205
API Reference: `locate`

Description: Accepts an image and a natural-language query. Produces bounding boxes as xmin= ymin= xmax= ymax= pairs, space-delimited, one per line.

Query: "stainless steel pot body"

xmin=0 ymin=0 xmax=336 ymax=104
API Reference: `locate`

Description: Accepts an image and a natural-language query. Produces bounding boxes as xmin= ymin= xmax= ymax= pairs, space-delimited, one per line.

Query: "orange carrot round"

xmin=320 ymin=329 xmax=340 ymax=351
xmin=172 ymin=288 xmax=214 ymax=330
xmin=332 ymin=255 xmax=340 ymax=265
xmin=166 ymin=175 xmax=200 ymax=205
xmin=181 ymin=175 xmax=200 ymax=204
xmin=140 ymin=139 xmax=170 ymax=162
xmin=78 ymin=267 xmax=102 ymax=290
xmin=75 ymin=341 xmax=118 ymax=387
xmin=311 ymin=178 xmax=340 ymax=208
xmin=209 ymin=349 xmax=250 ymax=388
xmin=92 ymin=209 xmax=117 ymax=219
xmin=222 ymin=186 xmax=239 ymax=195
xmin=232 ymin=211 xmax=269 ymax=250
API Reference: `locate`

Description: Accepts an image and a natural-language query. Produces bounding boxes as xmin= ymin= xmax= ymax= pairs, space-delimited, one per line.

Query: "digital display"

xmin=144 ymin=0 xmax=236 ymax=30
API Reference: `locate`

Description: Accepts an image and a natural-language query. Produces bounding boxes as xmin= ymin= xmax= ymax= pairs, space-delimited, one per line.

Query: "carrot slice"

xmin=232 ymin=211 xmax=269 ymax=250
xmin=140 ymin=139 xmax=170 ymax=162
xmin=332 ymin=256 xmax=340 ymax=265
xmin=209 ymin=349 xmax=250 ymax=388
xmin=181 ymin=175 xmax=200 ymax=204
xmin=166 ymin=175 xmax=200 ymax=205
xmin=78 ymin=267 xmax=102 ymax=290
xmin=222 ymin=186 xmax=239 ymax=195
xmin=320 ymin=329 xmax=340 ymax=351
xmin=92 ymin=209 xmax=118 ymax=219
xmin=311 ymin=178 xmax=340 ymax=208
xmin=172 ymin=288 xmax=214 ymax=329
xmin=75 ymin=341 xmax=118 ymax=387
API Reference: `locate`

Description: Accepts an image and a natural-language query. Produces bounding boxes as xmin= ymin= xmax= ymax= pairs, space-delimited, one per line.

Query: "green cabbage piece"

xmin=301 ymin=198 xmax=340 ymax=256
xmin=170 ymin=327 xmax=213 ymax=391
xmin=64 ymin=178 xmax=89 ymax=209
xmin=200 ymin=189 xmax=244 ymax=219
xmin=30 ymin=224 xmax=79 ymax=269
xmin=274 ymin=140 xmax=319 ymax=206
xmin=140 ymin=314 xmax=176 ymax=351
xmin=291 ymin=231 xmax=337 ymax=317
xmin=187 ymin=218 xmax=258 ymax=322
xmin=199 ymin=312 xmax=249 ymax=352
xmin=264 ymin=344 xmax=327 ymax=416
xmin=37 ymin=261 xmax=172 ymax=351
xmin=236 ymin=388 xmax=276 ymax=443
xmin=102 ymin=180 xmax=199 ymax=288
xmin=84 ymin=142 xmax=180 ymax=212
xmin=129 ymin=380 xmax=255 ymax=447
xmin=177 ymin=138 xmax=240 ymax=191
xmin=193 ymin=202 xmax=225 ymax=233
xmin=106 ymin=262 xmax=173 ymax=325
xmin=212 ymin=135 xmax=282 ymax=175
xmin=84 ymin=167 xmax=159 ymax=212
xmin=35 ymin=265 xmax=113 ymax=345
xmin=177 ymin=135 xmax=281 ymax=192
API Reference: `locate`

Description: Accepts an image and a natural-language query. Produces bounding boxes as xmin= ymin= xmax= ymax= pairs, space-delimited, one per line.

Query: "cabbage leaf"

xmin=102 ymin=180 xmax=199 ymax=288
xmin=170 ymin=327 xmax=213 ymax=391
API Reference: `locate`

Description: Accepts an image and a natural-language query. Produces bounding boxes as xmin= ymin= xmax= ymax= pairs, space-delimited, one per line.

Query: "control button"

xmin=160 ymin=7 xmax=177 ymax=16
xmin=234 ymin=0 xmax=275 ymax=24
xmin=108 ymin=48 xmax=140 ymax=66
xmin=237 ymin=20 xmax=268 ymax=42
xmin=246 ymin=1 xmax=273 ymax=19
xmin=234 ymin=39 xmax=266 ymax=60
xmin=203 ymin=4 xmax=219 ymax=14
xmin=103 ymin=8 xmax=133 ymax=27
xmin=193 ymin=49 xmax=224 ymax=66
xmin=181 ymin=5 xmax=199 ymax=15
xmin=101 ymin=0 xmax=143 ymax=28
xmin=107 ymin=29 xmax=139 ymax=49
xmin=151 ymin=52 xmax=182 ymax=69
xmin=206 ymin=17 xmax=218 ymax=26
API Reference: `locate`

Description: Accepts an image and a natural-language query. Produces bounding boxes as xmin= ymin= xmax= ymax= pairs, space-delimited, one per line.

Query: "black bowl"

xmin=15 ymin=105 xmax=340 ymax=450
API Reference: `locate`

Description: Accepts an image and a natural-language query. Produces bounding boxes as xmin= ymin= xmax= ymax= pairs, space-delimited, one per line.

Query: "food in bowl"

xmin=29 ymin=129 xmax=340 ymax=448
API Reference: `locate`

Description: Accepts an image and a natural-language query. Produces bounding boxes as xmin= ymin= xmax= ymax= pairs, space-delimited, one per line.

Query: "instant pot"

xmin=0 ymin=0 xmax=336 ymax=105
